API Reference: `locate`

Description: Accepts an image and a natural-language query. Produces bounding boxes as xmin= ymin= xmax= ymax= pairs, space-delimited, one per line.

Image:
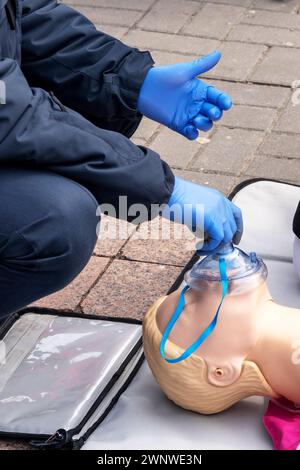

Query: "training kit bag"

xmin=0 ymin=309 xmax=144 ymax=449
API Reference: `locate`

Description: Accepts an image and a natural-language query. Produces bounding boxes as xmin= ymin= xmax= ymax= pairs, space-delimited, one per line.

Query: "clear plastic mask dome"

xmin=185 ymin=243 xmax=268 ymax=294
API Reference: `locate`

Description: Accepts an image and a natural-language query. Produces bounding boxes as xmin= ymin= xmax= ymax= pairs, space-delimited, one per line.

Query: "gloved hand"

xmin=137 ymin=51 xmax=232 ymax=140
xmin=161 ymin=177 xmax=243 ymax=253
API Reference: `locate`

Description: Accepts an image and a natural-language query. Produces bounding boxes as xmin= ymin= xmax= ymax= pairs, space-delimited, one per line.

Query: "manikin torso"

xmin=156 ymin=280 xmax=300 ymax=405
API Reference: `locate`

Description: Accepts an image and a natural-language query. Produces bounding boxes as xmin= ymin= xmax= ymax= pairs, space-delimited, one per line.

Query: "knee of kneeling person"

xmin=24 ymin=186 xmax=100 ymax=291
xmin=51 ymin=190 xmax=99 ymax=288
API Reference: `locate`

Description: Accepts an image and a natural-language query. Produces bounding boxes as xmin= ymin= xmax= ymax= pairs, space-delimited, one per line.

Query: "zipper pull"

xmin=30 ymin=429 xmax=68 ymax=449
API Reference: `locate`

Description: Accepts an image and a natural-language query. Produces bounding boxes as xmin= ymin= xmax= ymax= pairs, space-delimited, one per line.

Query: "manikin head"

xmin=143 ymin=244 xmax=300 ymax=414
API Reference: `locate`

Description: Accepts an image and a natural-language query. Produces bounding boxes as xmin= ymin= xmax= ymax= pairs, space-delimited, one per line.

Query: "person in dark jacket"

xmin=0 ymin=0 xmax=243 ymax=319
xmin=293 ymin=202 xmax=300 ymax=280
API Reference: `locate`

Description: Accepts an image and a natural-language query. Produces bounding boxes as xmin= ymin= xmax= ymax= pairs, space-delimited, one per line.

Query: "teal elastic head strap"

xmin=160 ymin=257 xmax=228 ymax=364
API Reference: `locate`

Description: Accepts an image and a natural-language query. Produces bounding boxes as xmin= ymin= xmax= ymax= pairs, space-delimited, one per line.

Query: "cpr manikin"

xmin=143 ymin=243 xmax=300 ymax=415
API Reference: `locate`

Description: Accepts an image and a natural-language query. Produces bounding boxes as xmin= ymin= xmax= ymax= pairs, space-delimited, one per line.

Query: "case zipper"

xmin=30 ymin=429 xmax=69 ymax=450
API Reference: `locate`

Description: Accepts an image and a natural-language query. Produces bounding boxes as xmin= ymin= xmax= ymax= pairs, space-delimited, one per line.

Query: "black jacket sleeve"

xmin=21 ymin=0 xmax=154 ymax=136
xmin=293 ymin=202 xmax=300 ymax=238
xmin=0 ymin=58 xmax=174 ymax=219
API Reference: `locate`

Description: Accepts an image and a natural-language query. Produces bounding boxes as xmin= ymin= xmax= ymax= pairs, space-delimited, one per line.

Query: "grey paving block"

xmin=74 ymin=6 xmax=143 ymax=27
xmin=251 ymin=47 xmax=300 ymax=86
xmin=251 ymin=0 xmax=299 ymax=12
xmin=137 ymin=0 xmax=199 ymax=34
xmin=132 ymin=118 xmax=160 ymax=142
xmin=182 ymin=3 xmax=245 ymax=40
xmin=64 ymin=0 xmax=154 ymax=9
xmin=149 ymin=127 xmax=201 ymax=169
xmin=204 ymin=42 xmax=267 ymax=81
xmin=243 ymin=9 xmax=300 ymax=29
xmin=220 ymin=105 xmax=277 ymax=131
xmin=274 ymin=101 xmax=300 ymax=134
xmin=245 ymin=155 xmax=300 ymax=182
xmin=124 ymin=30 xmax=220 ymax=55
xmin=191 ymin=127 xmax=264 ymax=174
xmin=208 ymin=0 xmax=252 ymax=5
xmin=227 ymin=24 xmax=300 ymax=48
xmin=260 ymin=132 xmax=300 ymax=159
xmin=96 ymin=25 xmax=128 ymax=39
xmin=208 ymin=80 xmax=289 ymax=108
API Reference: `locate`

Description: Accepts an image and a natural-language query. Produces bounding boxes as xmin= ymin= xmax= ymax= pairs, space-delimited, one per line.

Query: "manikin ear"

xmin=207 ymin=360 xmax=242 ymax=387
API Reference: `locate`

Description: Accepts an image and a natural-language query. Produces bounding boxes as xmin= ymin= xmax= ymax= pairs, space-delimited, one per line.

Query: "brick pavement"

xmin=2 ymin=0 xmax=300 ymax=450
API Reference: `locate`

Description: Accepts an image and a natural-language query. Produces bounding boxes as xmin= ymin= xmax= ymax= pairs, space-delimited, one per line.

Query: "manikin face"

xmin=143 ymin=255 xmax=279 ymax=414
xmin=155 ymin=278 xmax=272 ymax=387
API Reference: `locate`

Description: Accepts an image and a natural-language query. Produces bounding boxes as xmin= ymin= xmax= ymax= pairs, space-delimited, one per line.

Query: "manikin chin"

xmin=143 ymin=276 xmax=300 ymax=414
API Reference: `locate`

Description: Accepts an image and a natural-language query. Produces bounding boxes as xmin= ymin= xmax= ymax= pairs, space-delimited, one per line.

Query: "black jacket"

xmin=293 ymin=202 xmax=300 ymax=238
xmin=0 ymin=0 xmax=174 ymax=218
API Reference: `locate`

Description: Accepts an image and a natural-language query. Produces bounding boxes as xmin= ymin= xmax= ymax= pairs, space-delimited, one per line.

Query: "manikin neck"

xmin=247 ymin=300 xmax=300 ymax=405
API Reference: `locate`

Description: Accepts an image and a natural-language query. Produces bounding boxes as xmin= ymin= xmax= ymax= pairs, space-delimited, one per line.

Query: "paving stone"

xmin=250 ymin=0 xmax=300 ymax=13
xmin=208 ymin=80 xmax=289 ymax=108
xmin=95 ymin=215 xmax=137 ymax=257
xmin=260 ymin=132 xmax=300 ymax=159
xmin=74 ymin=6 xmax=143 ymax=27
xmin=122 ymin=219 xmax=195 ymax=266
xmin=251 ymin=47 xmax=300 ymax=86
xmin=131 ymin=137 xmax=147 ymax=147
xmin=174 ymin=169 xmax=237 ymax=195
xmin=0 ymin=440 xmax=31 ymax=450
xmin=82 ymin=260 xmax=182 ymax=320
xmin=182 ymin=3 xmax=245 ymax=40
xmin=208 ymin=0 xmax=252 ymax=5
xmin=245 ymin=155 xmax=300 ymax=182
xmin=220 ymin=104 xmax=277 ymax=131
xmin=64 ymin=0 xmax=155 ymax=9
xmin=124 ymin=29 xmax=220 ymax=55
xmin=274 ymin=100 xmax=300 ymax=133
xmin=149 ymin=127 xmax=202 ymax=169
xmin=95 ymin=24 xmax=129 ymax=39
xmin=191 ymin=127 xmax=264 ymax=174
xmin=132 ymin=117 xmax=160 ymax=141
xmin=33 ymin=256 xmax=110 ymax=311
xmin=151 ymin=50 xmax=208 ymax=66
xmin=204 ymin=42 xmax=267 ymax=81
xmin=137 ymin=0 xmax=199 ymax=34
xmin=227 ymin=24 xmax=300 ymax=48
xmin=243 ymin=9 xmax=300 ymax=29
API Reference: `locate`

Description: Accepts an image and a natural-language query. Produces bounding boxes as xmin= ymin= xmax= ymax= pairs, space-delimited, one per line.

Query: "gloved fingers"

xmin=184 ymin=50 xmax=222 ymax=80
xmin=207 ymin=86 xmax=232 ymax=111
xmin=200 ymin=102 xmax=223 ymax=121
xmin=227 ymin=213 xmax=238 ymax=241
xmin=193 ymin=115 xmax=213 ymax=132
xmin=200 ymin=236 xmax=222 ymax=253
xmin=223 ymin=220 xmax=234 ymax=244
xmin=183 ymin=124 xmax=199 ymax=140
xmin=230 ymin=202 xmax=244 ymax=245
xmin=203 ymin=218 xmax=224 ymax=251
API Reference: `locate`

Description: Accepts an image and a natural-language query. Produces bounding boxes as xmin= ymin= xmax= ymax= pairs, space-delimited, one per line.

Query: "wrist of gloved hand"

xmin=161 ymin=177 xmax=243 ymax=253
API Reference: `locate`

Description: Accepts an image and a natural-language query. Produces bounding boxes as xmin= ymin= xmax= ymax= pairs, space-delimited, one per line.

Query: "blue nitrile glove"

xmin=161 ymin=177 xmax=243 ymax=253
xmin=137 ymin=51 xmax=232 ymax=140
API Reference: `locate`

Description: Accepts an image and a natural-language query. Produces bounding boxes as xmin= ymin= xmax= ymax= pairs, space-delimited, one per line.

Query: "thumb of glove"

xmin=184 ymin=50 xmax=222 ymax=81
